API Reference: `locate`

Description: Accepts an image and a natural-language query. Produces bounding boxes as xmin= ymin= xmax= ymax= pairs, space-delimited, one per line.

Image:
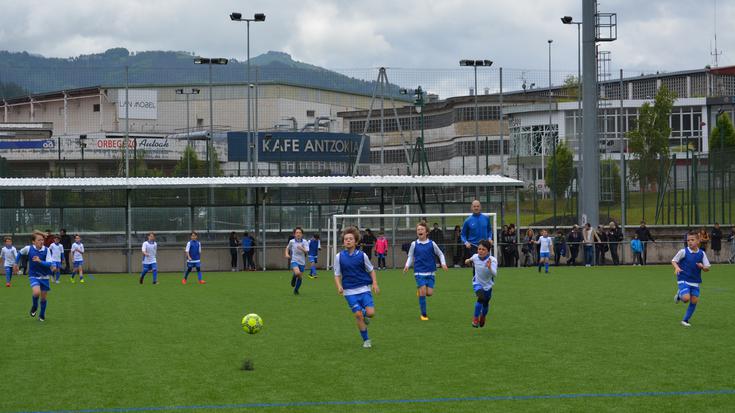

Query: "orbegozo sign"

xmin=227 ymin=132 xmax=370 ymax=163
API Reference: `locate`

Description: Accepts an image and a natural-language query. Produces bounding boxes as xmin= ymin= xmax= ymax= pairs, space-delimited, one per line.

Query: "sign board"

xmin=0 ymin=140 xmax=55 ymax=150
xmin=116 ymin=89 xmax=158 ymax=120
xmin=227 ymin=132 xmax=369 ymax=163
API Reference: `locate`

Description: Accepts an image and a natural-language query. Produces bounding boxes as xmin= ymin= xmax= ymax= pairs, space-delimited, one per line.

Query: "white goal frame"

xmin=327 ymin=213 xmax=497 ymax=269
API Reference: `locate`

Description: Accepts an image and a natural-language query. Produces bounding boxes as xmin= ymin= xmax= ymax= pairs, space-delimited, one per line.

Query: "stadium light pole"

xmin=562 ymin=16 xmax=583 ymax=210
xmin=176 ymin=88 xmax=201 ymax=178
xmin=548 ymin=39 xmax=557 ymax=228
xmin=460 ymin=59 xmax=493 ymax=175
xmin=194 ymin=57 xmax=229 ymax=177
xmin=230 ymin=12 xmax=265 ymax=176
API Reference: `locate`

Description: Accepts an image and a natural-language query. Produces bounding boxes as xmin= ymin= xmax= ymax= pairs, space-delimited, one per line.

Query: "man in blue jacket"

xmin=461 ymin=200 xmax=493 ymax=263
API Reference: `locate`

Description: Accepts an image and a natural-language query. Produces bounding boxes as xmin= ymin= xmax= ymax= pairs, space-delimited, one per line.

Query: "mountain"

xmin=0 ymin=48 xmax=403 ymax=99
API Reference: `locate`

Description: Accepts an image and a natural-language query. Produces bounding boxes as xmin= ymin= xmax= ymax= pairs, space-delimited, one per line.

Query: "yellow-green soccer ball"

xmin=242 ymin=313 xmax=263 ymax=334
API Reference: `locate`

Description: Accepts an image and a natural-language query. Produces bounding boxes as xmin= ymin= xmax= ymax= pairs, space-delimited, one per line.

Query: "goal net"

xmin=326 ymin=212 xmax=497 ymax=270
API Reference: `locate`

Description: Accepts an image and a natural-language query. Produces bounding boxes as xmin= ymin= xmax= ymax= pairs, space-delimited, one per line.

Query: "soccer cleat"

xmin=674 ymin=293 xmax=680 ymax=304
xmin=198 ymin=280 xmax=206 ymax=285
xmin=290 ymin=275 xmax=296 ymax=287
xmin=139 ymin=276 xmax=144 ymax=284
xmin=472 ymin=317 xmax=479 ymax=328
xmin=30 ymin=308 xmax=37 ymax=318
xmin=681 ymin=320 xmax=691 ymax=327
xmin=39 ymin=316 xmax=45 ymax=322
xmin=538 ymin=266 xmax=541 ymax=273
xmin=362 ymin=339 xmax=372 ymax=349
xmin=70 ymin=277 xmax=75 ymax=284
xmin=152 ymin=281 xmax=158 ymax=285
xmin=5 ymin=283 xmax=9 ymax=288
xmin=181 ymin=278 xmax=187 ymax=285
xmin=479 ymin=315 xmax=486 ymax=327
xmin=293 ymin=289 xmax=299 ymax=295
xmin=55 ymin=280 xmax=60 ymax=284
xmin=80 ymin=279 xmax=85 ymax=284
xmin=420 ymin=315 xmax=429 ymax=321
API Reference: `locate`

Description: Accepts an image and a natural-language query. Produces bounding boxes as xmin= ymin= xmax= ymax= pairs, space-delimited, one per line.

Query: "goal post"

xmin=327 ymin=212 xmax=498 ymax=269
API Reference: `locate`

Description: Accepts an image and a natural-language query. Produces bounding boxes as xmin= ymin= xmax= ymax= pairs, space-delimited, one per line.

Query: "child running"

xmin=308 ymin=234 xmax=321 ymax=279
xmin=404 ymin=222 xmax=448 ymax=320
xmin=182 ymin=231 xmax=205 ymax=285
xmin=672 ymin=231 xmax=711 ymax=327
xmin=465 ymin=239 xmax=498 ymax=328
xmin=2 ymin=237 xmax=18 ymax=287
xmin=375 ymin=232 xmax=388 ymax=270
xmin=16 ymin=231 xmax=57 ymax=321
xmin=48 ymin=235 xmax=64 ymax=284
xmin=533 ymin=229 xmax=553 ymax=274
xmin=334 ymin=226 xmax=379 ymax=348
xmin=70 ymin=235 xmax=86 ymax=283
xmin=285 ymin=227 xmax=309 ymax=295
xmin=140 ymin=232 xmax=158 ymax=285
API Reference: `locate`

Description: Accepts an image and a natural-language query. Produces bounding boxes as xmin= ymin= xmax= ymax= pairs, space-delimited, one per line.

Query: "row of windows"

xmin=349 ymin=106 xmax=500 ymax=134
xmin=369 ymin=139 xmax=510 ymax=164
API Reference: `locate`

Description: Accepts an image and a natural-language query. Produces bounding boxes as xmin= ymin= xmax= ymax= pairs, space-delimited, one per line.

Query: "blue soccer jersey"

xmin=405 ymin=239 xmax=446 ymax=275
xmin=308 ymin=238 xmax=320 ymax=258
xmin=672 ymin=247 xmax=710 ymax=285
xmin=186 ymin=240 xmax=201 ymax=263
xmin=334 ymin=249 xmax=374 ymax=295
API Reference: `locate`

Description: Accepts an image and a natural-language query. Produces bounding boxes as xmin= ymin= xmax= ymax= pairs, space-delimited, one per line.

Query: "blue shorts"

xmin=53 ymin=261 xmax=62 ymax=271
xmin=415 ymin=274 xmax=436 ymax=289
xmin=308 ymin=256 xmax=318 ymax=264
xmin=291 ymin=262 xmax=305 ymax=273
xmin=677 ymin=281 xmax=700 ymax=298
xmin=5 ymin=266 xmax=12 ymax=277
xmin=540 ymin=252 xmax=550 ymax=258
xmin=30 ymin=277 xmax=51 ymax=291
xmin=142 ymin=263 xmax=158 ymax=272
xmin=345 ymin=291 xmax=375 ymax=313
xmin=473 ymin=283 xmax=493 ymax=299
xmin=187 ymin=262 xmax=201 ymax=270
xmin=73 ymin=260 xmax=84 ymax=269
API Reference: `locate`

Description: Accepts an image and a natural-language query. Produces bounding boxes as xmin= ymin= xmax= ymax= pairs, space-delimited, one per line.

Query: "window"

xmin=196 ymin=118 xmax=204 ymax=127
xmin=306 ymin=110 xmax=315 ymax=117
xmin=93 ymin=104 xmax=100 ymax=112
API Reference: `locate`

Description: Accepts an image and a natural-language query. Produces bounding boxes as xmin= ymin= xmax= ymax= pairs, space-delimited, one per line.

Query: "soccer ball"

xmin=241 ymin=313 xmax=263 ymax=334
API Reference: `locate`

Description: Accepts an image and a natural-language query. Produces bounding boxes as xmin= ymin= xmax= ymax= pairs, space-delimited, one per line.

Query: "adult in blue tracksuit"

xmin=461 ymin=200 xmax=493 ymax=263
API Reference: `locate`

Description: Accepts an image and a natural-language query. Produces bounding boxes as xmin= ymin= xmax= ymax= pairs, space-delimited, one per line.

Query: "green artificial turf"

xmin=1 ymin=265 xmax=734 ymax=413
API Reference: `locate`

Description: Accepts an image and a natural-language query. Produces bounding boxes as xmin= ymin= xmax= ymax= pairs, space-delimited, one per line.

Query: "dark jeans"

xmin=243 ymin=250 xmax=255 ymax=270
xmin=596 ymin=245 xmax=606 ymax=265
xmin=584 ymin=245 xmax=594 ymax=265
xmin=609 ymin=243 xmax=619 ymax=265
xmin=642 ymin=242 xmax=649 ymax=265
xmin=553 ymin=245 xmax=563 ymax=266
xmin=64 ymin=249 xmax=71 ymax=272
xmin=568 ymin=246 xmax=579 ymax=265
xmin=230 ymin=249 xmax=238 ymax=268
xmin=633 ymin=252 xmax=642 ymax=265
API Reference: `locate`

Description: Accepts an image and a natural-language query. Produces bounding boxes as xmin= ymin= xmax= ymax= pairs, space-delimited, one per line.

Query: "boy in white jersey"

xmin=48 ymin=235 xmax=64 ymax=283
xmin=140 ymin=232 xmax=158 ymax=285
xmin=465 ymin=240 xmax=497 ymax=328
xmin=70 ymin=235 xmax=86 ymax=283
xmin=2 ymin=236 xmax=18 ymax=287
xmin=404 ymin=222 xmax=448 ymax=320
xmin=533 ymin=229 xmax=553 ymax=274
xmin=284 ymin=227 xmax=309 ymax=295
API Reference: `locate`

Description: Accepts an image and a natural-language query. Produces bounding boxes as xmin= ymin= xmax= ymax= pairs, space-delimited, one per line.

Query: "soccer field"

xmin=2 ymin=265 xmax=734 ymax=413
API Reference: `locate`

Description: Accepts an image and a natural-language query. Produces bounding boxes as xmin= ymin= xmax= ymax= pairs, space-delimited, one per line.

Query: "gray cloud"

xmin=0 ymin=0 xmax=731 ymax=73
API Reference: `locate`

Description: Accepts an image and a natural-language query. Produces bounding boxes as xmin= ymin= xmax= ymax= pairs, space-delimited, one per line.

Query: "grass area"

xmin=2 ymin=266 xmax=735 ymax=413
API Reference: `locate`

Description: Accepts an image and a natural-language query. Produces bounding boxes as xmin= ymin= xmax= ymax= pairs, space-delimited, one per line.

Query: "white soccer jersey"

xmin=538 ymin=236 xmax=553 ymax=253
xmin=71 ymin=242 xmax=85 ymax=261
xmin=287 ymin=238 xmax=309 ymax=265
xmin=471 ymin=254 xmax=497 ymax=290
xmin=142 ymin=241 xmax=158 ymax=264
xmin=1 ymin=246 xmax=17 ymax=267
xmin=48 ymin=243 xmax=64 ymax=262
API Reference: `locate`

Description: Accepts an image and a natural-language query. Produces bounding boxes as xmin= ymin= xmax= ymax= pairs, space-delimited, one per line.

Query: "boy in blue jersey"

xmin=285 ymin=227 xmax=309 ymax=295
xmin=308 ymin=234 xmax=321 ymax=279
xmin=16 ymin=231 xmax=57 ymax=322
xmin=465 ymin=240 xmax=498 ymax=328
xmin=140 ymin=232 xmax=158 ymax=285
xmin=334 ymin=226 xmax=379 ymax=348
xmin=182 ymin=231 xmax=205 ymax=285
xmin=404 ymin=222 xmax=448 ymax=320
xmin=2 ymin=236 xmax=18 ymax=287
xmin=533 ymin=229 xmax=554 ymax=273
xmin=48 ymin=235 xmax=64 ymax=284
xmin=70 ymin=235 xmax=86 ymax=283
xmin=672 ymin=231 xmax=711 ymax=327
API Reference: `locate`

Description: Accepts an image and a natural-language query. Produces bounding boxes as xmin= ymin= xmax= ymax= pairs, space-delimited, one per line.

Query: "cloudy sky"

xmin=1 ymin=0 xmax=731 ymax=73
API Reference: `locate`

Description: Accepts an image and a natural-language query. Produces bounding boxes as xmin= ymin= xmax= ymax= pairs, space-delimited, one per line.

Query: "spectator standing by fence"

xmin=567 ymin=225 xmax=581 ymax=266
xmin=451 ymin=225 xmax=463 ymax=268
xmin=229 ymin=232 xmax=240 ymax=271
xmin=698 ymin=227 xmax=710 ymax=252
xmin=582 ymin=223 xmax=596 ymax=267
xmin=521 ymin=228 xmax=536 ymax=267
xmin=596 ymin=225 xmax=608 ymax=265
xmin=631 ymin=234 xmax=643 ymax=266
xmin=607 ymin=221 xmax=622 ymax=265
xmin=553 ymin=229 xmax=566 ymax=266
xmin=502 ymin=226 xmax=517 ymax=267
xmin=728 ymin=227 xmax=735 ymax=264
xmin=242 ymin=232 xmax=256 ymax=271
xmin=361 ymin=228 xmax=376 ymax=261
xmin=635 ymin=221 xmax=655 ymax=265
xmin=59 ymin=229 xmax=72 ymax=274
xmin=711 ymin=223 xmax=723 ymax=263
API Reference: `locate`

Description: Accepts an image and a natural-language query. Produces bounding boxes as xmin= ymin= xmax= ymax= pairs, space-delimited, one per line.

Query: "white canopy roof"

xmin=0 ymin=175 xmax=524 ymax=190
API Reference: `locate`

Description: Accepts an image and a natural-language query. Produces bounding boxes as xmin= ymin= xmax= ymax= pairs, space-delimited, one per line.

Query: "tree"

xmin=206 ymin=143 xmax=224 ymax=177
xmin=173 ymin=145 xmax=205 ymax=177
xmin=548 ymin=142 xmax=574 ymax=197
xmin=626 ymin=85 xmax=676 ymax=191
xmin=561 ymin=75 xmax=580 ymax=100
xmin=709 ymin=112 xmax=735 ymax=172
